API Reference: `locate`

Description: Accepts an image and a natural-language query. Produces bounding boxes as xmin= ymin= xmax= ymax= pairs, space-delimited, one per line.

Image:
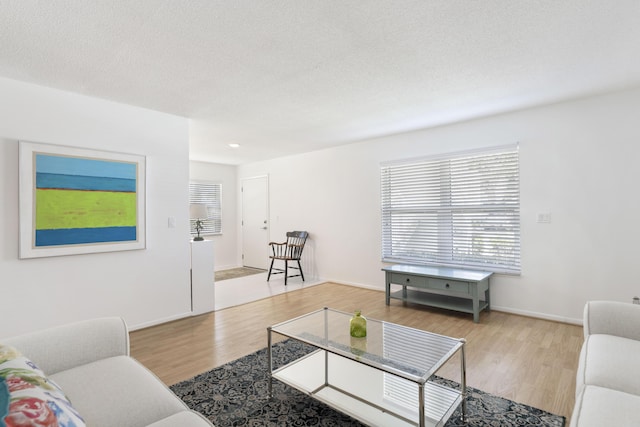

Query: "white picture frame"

xmin=19 ymin=141 xmax=146 ymax=258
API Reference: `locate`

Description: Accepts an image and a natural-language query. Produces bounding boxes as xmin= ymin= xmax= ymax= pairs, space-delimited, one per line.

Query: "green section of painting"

xmin=36 ymin=189 xmax=136 ymax=229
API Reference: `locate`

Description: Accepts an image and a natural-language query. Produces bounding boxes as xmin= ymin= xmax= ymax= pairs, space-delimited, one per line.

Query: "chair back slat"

xmin=286 ymin=231 xmax=308 ymax=260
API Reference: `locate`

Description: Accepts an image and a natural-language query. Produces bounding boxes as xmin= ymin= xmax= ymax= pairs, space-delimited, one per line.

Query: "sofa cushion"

xmin=576 ymin=334 xmax=640 ymax=396
xmin=570 ymin=385 xmax=640 ymax=427
xmin=50 ymin=355 xmax=189 ymax=427
xmin=0 ymin=344 xmax=86 ymax=427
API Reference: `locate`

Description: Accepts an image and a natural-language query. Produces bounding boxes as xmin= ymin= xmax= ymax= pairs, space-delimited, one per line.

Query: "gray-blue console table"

xmin=383 ymin=264 xmax=493 ymax=323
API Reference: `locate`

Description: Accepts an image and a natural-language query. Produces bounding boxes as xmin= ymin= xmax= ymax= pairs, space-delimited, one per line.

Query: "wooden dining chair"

xmin=267 ymin=231 xmax=308 ymax=285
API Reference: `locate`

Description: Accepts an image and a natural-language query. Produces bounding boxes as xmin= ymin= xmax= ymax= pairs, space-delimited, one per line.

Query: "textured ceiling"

xmin=1 ymin=1 xmax=639 ymax=164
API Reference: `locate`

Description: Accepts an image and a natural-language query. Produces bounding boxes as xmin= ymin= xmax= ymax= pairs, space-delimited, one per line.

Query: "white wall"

xmin=189 ymin=160 xmax=238 ymax=270
xmin=239 ymin=86 xmax=640 ymax=324
xmin=0 ymin=77 xmax=192 ymax=337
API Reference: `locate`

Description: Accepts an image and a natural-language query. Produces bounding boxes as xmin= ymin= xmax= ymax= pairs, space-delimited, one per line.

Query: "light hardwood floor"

xmin=130 ymin=282 xmax=583 ymax=423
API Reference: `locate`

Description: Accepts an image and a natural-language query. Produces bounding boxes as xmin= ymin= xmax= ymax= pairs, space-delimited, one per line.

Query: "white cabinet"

xmin=190 ymin=240 xmax=215 ymax=315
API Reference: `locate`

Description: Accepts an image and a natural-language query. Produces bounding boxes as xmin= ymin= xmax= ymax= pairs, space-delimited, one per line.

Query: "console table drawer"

xmin=390 ymin=273 xmax=427 ymax=287
xmin=427 ymin=278 xmax=469 ymax=294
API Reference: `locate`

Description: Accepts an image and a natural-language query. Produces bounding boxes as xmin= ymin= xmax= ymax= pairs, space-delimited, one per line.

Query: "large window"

xmin=381 ymin=145 xmax=520 ymax=274
xmin=189 ymin=181 xmax=222 ymax=236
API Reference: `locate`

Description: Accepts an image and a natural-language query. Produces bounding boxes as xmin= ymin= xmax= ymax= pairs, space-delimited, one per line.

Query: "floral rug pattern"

xmin=171 ymin=340 xmax=565 ymax=426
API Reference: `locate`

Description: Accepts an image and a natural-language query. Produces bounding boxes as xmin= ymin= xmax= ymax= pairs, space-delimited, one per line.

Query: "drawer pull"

xmin=445 ymin=283 xmax=450 ymax=288
xmin=406 ymin=278 xmax=411 ymax=283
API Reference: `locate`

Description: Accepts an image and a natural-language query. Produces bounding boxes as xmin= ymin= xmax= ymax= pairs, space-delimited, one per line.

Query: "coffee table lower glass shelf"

xmin=267 ymin=308 xmax=466 ymax=427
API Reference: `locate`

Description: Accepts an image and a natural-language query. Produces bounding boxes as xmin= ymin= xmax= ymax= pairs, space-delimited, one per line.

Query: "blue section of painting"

xmin=0 ymin=377 xmax=9 ymax=425
xmin=35 ymin=153 xmax=137 ymax=179
xmin=36 ymin=173 xmax=136 ymax=192
xmin=35 ymin=227 xmax=137 ymax=246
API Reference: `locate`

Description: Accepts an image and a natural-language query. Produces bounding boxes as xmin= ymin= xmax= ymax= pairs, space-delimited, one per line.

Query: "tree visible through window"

xmin=381 ymin=145 xmax=520 ymax=273
xmin=189 ymin=181 xmax=222 ymax=236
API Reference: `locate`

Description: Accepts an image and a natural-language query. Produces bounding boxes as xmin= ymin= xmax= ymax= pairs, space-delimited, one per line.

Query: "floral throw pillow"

xmin=0 ymin=344 xmax=85 ymax=427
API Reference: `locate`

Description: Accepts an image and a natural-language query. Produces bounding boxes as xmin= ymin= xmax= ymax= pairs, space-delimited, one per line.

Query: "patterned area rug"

xmin=171 ymin=340 xmax=565 ymax=426
xmin=215 ymin=267 xmax=265 ymax=281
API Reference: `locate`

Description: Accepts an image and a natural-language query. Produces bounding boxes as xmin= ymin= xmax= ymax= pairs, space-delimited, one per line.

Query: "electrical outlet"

xmin=537 ymin=213 xmax=551 ymax=223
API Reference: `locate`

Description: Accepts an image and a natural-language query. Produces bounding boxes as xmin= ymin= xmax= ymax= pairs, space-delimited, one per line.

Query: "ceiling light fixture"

xmin=228 ymin=143 xmax=240 ymax=148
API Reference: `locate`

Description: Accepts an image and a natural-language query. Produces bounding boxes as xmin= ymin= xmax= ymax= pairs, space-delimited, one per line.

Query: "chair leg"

xmin=267 ymin=258 xmax=275 ymax=281
xmin=284 ymin=260 xmax=288 ymax=286
xmin=298 ymin=260 xmax=305 ymax=281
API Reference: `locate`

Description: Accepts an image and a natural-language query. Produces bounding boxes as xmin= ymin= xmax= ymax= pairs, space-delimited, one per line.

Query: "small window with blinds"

xmin=381 ymin=145 xmax=520 ymax=274
xmin=189 ymin=181 xmax=222 ymax=235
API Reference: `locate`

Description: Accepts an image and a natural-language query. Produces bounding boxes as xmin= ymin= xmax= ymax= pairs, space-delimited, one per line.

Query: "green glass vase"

xmin=350 ymin=310 xmax=367 ymax=338
xmin=350 ymin=335 xmax=367 ymax=359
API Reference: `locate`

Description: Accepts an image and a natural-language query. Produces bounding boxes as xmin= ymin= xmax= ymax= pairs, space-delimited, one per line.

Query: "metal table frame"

xmin=267 ymin=307 xmax=467 ymax=427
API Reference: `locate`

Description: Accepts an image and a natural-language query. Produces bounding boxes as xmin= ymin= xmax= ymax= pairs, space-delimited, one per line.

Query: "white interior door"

xmin=242 ymin=176 xmax=269 ymax=269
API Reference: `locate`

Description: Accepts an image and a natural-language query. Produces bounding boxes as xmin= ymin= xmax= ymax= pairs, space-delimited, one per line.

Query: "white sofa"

xmin=2 ymin=317 xmax=213 ymax=427
xmin=570 ymin=301 xmax=640 ymax=427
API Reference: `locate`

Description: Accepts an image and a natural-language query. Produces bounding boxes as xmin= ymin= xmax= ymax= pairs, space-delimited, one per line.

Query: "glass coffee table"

xmin=267 ymin=307 xmax=466 ymax=427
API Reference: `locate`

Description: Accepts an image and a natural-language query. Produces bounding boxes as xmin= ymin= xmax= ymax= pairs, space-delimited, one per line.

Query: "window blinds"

xmin=381 ymin=146 xmax=520 ymax=273
xmin=189 ymin=182 xmax=222 ymax=235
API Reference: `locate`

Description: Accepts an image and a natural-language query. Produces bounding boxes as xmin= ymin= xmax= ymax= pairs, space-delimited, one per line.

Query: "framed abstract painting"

xmin=19 ymin=141 xmax=146 ymax=258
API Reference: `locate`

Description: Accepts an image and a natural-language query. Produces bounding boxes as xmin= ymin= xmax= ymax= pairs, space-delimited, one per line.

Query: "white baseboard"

xmin=129 ymin=311 xmax=193 ymax=331
xmin=214 ymin=263 xmax=241 ymax=272
xmin=490 ymin=305 xmax=582 ymax=326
